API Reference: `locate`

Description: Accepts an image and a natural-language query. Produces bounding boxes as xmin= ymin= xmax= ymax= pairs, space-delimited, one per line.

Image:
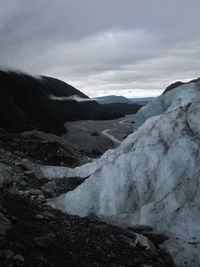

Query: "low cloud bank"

xmin=49 ymin=94 xmax=97 ymax=102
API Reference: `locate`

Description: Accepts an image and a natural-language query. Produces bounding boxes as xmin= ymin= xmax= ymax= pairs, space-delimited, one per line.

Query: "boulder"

xmin=0 ymin=211 xmax=11 ymax=236
xmin=34 ymin=233 xmax=56 ymax=248
xmin=142 ymin=231 xmax=169 ymax=245
xmin=41 ymin=181 xmax=56 ymax=197
xmin=0 ymin=163 xmax=12 ymax=187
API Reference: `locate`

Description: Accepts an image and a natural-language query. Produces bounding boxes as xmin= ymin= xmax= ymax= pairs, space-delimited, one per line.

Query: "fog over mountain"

xmin=0 ymin=0 xmax=200 ymax=97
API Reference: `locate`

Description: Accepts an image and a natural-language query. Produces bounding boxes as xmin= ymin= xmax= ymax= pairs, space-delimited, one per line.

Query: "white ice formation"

xmin=47 ymin=82 xmax=200 ymax=266
xmin=134 ymin=82 xmax=200 ymax=128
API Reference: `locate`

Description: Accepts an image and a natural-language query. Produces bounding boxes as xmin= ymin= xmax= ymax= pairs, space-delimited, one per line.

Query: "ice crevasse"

xmin=48 ymin=83 xmax=200 ymax=244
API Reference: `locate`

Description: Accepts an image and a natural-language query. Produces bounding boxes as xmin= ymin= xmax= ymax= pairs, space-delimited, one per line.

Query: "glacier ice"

xmin=48 ymin=82 xmax=200 ymax=266
xmin=134 ymin=82 xmax=200 ymax=128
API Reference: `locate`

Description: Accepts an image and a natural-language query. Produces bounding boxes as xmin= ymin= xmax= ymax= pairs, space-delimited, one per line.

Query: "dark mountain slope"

xmin=40 ymin=76 xmax=88 ymax=98
xmin=0 ymin=85 xmax=30 ymax=132
xmin=0 ymin=70 xmax=65 ymax=134
xmin=94 ymin=103 xmax=141 ymax=120
xmin=163 ymin=76 xmax=200 ymax=94
xmin=0 ymin=70 xmax=141 ymax=135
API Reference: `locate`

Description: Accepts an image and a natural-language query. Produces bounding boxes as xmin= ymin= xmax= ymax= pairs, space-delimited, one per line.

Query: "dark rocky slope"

xmin=0 ymin=141 xmax=174 ymax=267
xmin=0 ymin=190 xmax=174 ymax=267
xmin=0 ymin=129 xmax=83 ymax=167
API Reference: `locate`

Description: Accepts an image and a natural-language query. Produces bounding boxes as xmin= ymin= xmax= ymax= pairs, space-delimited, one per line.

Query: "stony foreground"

xmin=0 ymin=190 xmax=174 ymax=267
xmin=0 ymin=129 xmax=174 ymax=267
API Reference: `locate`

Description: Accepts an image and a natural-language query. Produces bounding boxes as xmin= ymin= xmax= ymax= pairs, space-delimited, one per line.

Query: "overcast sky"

xmin=0 ymin=0 xmax=200 ymax=97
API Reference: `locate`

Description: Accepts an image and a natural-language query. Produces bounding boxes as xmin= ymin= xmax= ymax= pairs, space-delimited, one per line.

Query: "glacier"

xmin=134 ymin=82 xmax=200 ymax=128
xmin=47 ymin=82 xmax=200 ymax=266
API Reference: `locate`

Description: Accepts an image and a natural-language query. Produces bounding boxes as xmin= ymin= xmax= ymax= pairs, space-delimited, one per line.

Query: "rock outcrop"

xmin=0 ymin=163 xmax=12 ymax=187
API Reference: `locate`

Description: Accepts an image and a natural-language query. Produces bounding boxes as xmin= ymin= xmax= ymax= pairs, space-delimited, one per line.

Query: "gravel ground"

xmin=0 ymin=189 xmax=174 ymax=267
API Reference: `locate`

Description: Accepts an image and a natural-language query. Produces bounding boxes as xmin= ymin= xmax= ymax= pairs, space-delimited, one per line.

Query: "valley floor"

xmin=63 ymin=114 xmax=135 ymax=155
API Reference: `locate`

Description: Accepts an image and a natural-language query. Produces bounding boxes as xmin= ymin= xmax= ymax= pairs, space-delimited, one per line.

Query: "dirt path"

xmin=101 ymin=115 xmax=134 ymax=144
xmin=101 ymin=129 xmax=121 ymax=144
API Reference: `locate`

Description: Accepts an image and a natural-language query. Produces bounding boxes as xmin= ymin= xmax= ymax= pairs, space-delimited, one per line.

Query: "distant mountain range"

xmin=96 ymin=95 xmax=153 ymax=105
xmin=96 ymin=95 xmax=133 ymax=105
xmin=0 ymin=70 xmax=141 ymax=135
xmin=97 ymin=76 xmax=200 ymax=105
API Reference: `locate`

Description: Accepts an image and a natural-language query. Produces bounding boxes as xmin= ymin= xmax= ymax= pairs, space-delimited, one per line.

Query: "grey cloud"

xmin=0 ymin=0 xmax=200 ymax=97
